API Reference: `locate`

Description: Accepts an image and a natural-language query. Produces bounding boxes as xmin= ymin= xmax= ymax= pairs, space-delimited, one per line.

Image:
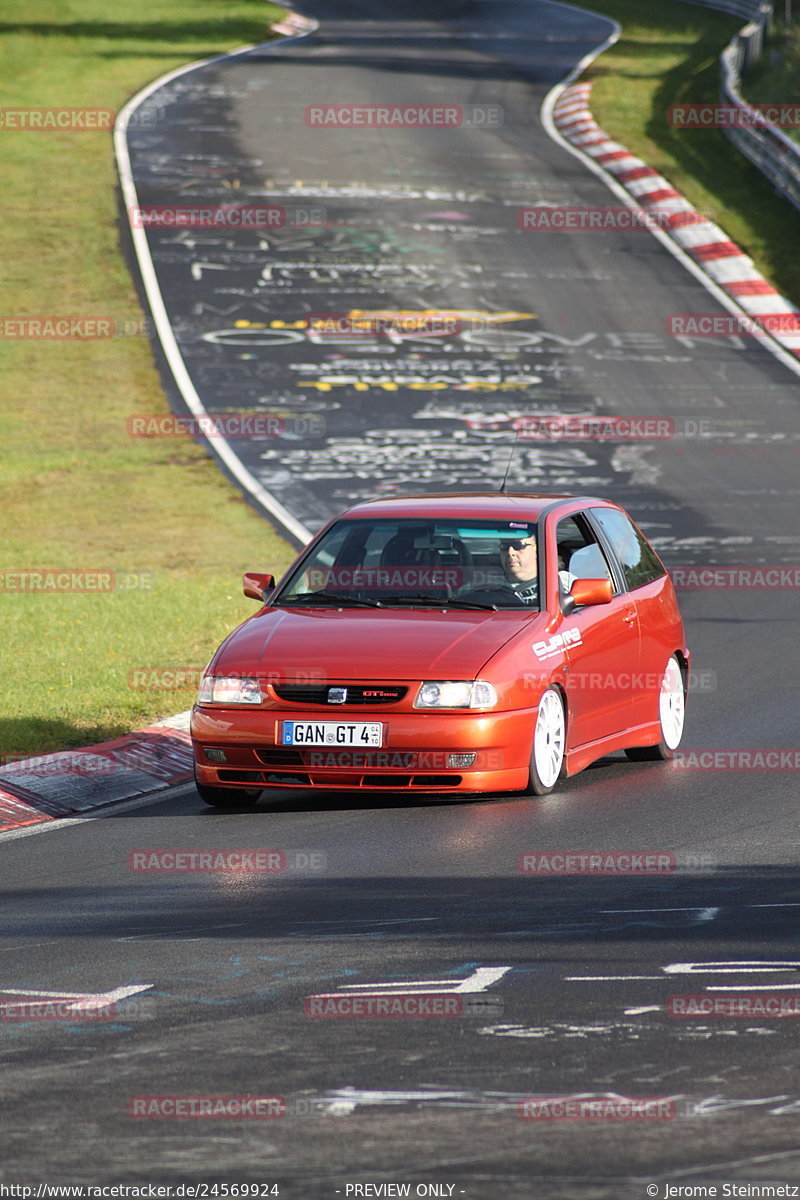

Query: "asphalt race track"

xmin=120 ymin=0 xmax=800 ymax=552
xmin=5 ymin=0 xmax=800 ymax=1195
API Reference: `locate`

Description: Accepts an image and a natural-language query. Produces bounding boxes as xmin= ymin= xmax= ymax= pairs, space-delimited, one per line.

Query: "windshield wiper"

xmin=275 ymin=591 xmax=384 ymax=608
xmin=379 ymin=594 xmax=498 ymax=611
xmin=438 ymin=597 xmax=499 ymax=611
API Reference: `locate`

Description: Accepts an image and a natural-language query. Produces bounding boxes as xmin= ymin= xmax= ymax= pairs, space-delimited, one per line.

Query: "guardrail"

xmin=676 ymin=0 xmax=800 ymax=215
xmin=680 ymin=0 xmax=765 ymax=17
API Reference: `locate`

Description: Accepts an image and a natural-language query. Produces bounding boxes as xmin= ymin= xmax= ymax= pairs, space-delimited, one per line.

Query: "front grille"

xmin=272 ymin=684 xmax=407 ymax=705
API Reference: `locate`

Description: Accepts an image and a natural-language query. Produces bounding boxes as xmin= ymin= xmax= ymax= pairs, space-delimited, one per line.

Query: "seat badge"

xmin=327 ymin=686 xmax=348 ymax=704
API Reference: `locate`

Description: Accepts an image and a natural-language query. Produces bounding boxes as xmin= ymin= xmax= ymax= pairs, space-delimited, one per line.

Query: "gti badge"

xmin=327 ymin=686 xmax=348 ymax=704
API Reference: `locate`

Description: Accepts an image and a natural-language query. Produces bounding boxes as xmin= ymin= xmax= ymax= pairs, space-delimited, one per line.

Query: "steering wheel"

xmin=459 ymin=584 xmax=521 ymax=608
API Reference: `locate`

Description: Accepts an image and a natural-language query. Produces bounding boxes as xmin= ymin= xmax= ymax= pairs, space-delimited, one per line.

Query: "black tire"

xmin=196 ymin=782 xmax=262 ymax=809
xmin=526 ymin=686 xmax=567 ymax=796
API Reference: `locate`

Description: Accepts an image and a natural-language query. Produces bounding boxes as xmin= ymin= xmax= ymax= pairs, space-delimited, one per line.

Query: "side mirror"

xmin=568 ymin=577 xmax=613 ymax=609
xmin=243 ymin=572 xmax=275 ymax=602
xmin=560 ymin=577 xmax=613 ymax=613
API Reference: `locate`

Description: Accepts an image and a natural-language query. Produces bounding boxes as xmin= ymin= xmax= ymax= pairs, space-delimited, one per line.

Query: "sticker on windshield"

xmin=533 ymin=628 xmax=582 ymax=660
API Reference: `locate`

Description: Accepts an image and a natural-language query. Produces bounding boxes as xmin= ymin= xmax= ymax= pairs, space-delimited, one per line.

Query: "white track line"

xmin=113 ymin=19 xmax=319 ymax=546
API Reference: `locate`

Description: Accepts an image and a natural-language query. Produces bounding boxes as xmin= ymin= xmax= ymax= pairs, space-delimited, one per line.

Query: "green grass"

xmin=578 ymin=0 xmax=800 ymax=307
xmin=744 ymin=15 xmax=800 ymax=145
xmin=3 ymin=0 xmax=798 ymax=761
xmin=0 ymin=0 xmax=294 ymax=759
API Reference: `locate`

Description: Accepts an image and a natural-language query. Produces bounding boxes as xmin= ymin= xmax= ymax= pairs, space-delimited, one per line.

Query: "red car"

xmin=191 ymin=493 xmax=689 ymax=806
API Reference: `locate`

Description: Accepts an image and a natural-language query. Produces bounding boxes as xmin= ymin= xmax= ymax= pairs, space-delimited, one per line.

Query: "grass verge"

xmin=577 ymin=0 xmax=800 ymax=307
xmin=743 ymin=15 xmax=800 ymax=146
xmin=0 ymin=1 xmax=294 ymax=760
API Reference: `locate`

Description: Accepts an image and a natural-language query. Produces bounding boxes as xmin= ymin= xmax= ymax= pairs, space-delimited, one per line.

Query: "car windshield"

xmin=273 ymin=517 xmax=540 ymax=610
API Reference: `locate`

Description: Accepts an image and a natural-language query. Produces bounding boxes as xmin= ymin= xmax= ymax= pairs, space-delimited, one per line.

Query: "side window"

xmin=556 ymin=515 xmax=613 ymax=587
xmin=590 ymin=507 xmax=665 ymax=591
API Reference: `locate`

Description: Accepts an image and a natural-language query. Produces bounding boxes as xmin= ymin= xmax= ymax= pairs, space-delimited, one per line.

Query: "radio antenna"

xmin=499 ymin=432 xmax=519 ymax=493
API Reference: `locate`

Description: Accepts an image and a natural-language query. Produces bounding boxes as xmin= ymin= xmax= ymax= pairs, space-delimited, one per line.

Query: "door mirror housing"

xmin=561 ymin=577 xmax=613 ymax=614
xmin=243 ymin=572 xmax=275 ymax=602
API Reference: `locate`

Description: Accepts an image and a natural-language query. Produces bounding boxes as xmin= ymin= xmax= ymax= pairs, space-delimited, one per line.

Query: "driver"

xmin=498 ymin=533 xmax=539 ymax=605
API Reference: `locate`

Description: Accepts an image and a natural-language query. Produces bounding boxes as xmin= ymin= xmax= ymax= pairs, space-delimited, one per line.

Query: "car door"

xmin=554 ymin=513 xmax=642 ymax=748
xmin=587 ymin=505 xmax=675 ymax=729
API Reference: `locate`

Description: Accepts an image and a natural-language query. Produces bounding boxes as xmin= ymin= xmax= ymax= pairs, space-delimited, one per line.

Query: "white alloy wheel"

xmin=625 ymin=654 xmax=686 ymax=762
xmin=529 ymin=687 xmax=566 ymax=795
xmin=659 ymin=655 xmax=685 ymax=750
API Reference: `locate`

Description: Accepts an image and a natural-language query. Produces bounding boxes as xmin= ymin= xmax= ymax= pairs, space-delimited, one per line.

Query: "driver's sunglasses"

xmin=500 ymin=539 xmax=535 ymax=552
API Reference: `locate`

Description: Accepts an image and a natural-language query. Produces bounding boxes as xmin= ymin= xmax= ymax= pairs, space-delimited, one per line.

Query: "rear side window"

xmin=590 ymin=508 xmax=665 ymax=591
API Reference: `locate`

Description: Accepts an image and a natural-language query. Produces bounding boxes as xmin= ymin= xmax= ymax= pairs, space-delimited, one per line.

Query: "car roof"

xmin=337 ymin=492 xmax=619 ymax=522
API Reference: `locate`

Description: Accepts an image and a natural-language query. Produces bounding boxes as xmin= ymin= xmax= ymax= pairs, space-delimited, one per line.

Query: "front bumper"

xmin=191 ymin=706 xmax=534 ymax=794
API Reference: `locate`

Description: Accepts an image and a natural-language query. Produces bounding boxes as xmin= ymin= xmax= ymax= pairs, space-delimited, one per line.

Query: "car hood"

xmin=212 ymin=606 xmax=546 ymax=682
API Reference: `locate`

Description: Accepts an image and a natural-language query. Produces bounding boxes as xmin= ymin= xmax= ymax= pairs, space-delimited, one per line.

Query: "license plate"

xmin=280 ymin=721 xmax=384 ymax=747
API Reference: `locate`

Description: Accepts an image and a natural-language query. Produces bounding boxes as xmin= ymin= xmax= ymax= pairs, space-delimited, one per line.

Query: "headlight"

xmin=414 ymin=680 xmax=498 ymax=709
xmin=197 ymin=675 xmax=262 ymax=705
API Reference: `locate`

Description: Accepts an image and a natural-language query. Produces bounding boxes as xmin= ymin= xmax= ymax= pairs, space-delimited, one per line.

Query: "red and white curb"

xmin=552 ymin=81 xmax=800 ymax=359
xmin=0 ymin=713 xmax=194 ymax=833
